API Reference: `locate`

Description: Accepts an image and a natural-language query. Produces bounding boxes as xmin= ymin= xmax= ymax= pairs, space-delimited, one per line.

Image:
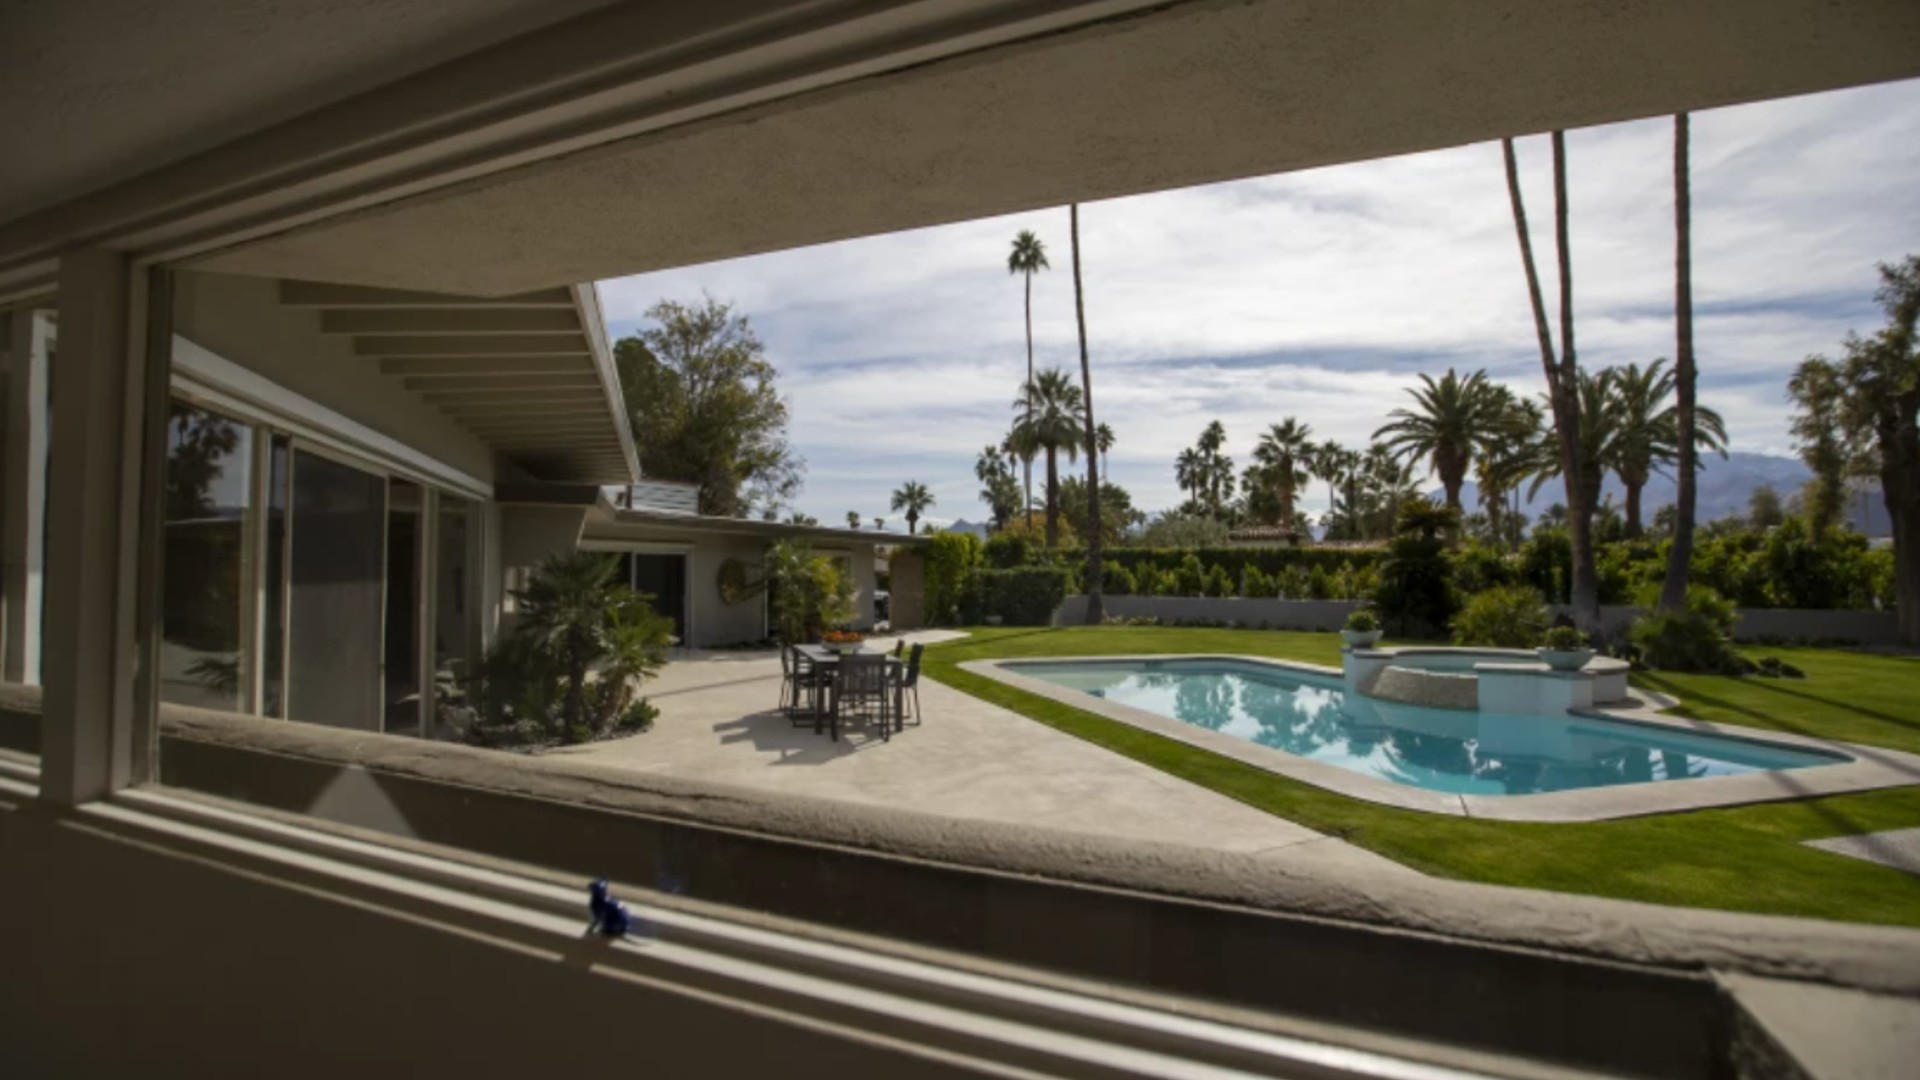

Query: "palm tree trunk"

xmin=1023 ymin=272 xmax=1035 ymax=527
xmin=1660 ymin=112 xmax=1698 ymax=612
xmin=1071 ymin=204 xmax=1104 ymax=624
xmin=1045 ymin=446 xmax=1060 ymax=548
xmin=1624 ymin=480 xmax=1644 ymax=537
xmin=1503 ymin=133 xmax=1598 ymax=632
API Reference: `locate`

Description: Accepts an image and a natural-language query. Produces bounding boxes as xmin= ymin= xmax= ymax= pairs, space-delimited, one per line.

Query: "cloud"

xmin=601 ymin=78 xmax=1920 ymax=522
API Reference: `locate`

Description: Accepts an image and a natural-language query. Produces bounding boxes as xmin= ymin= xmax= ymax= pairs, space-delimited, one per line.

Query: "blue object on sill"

xmin=588 ymin=878 xmax=632 ymax=938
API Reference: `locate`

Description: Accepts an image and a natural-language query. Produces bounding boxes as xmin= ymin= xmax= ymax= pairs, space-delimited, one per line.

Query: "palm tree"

xmin=872 ymin=516 xmax=885 ymax=531
xmin=1250 ymin=419 xmax=1314 ymax=527
xmin=1475 ymin=394 xmax=1547 ymax=547
xmin=890 ymin=481 xmax=934 ymax=535
xmin=1174 ymin=447 xmax=1202 ymax=506
xmin=1194 ymin=420 xmax=1233 ymax=518
xmin=1374 ymin=369 xmax=1498 ymax=512
xmin=1070 ymin=203 xmax=1104 ymax=624
xmin=845 ymin=511 xmax=861 ymax=529
xmin=1528 ymin=370 xmax=1619 ymax=519
xmin=1095 ymin=422 xmax=1115 ymax=477
xmin=1011 ymin=368 xmax=1085 ymax=546
xmin=1008 ymin=230 xmax=1051 ymax=522
xmin=512 ymin=552 xmax=624 ymax=740
xmin=1660 ymin=112 xmax=1700 ymax=612
xmin=1312 ymin=439 xmax=1346 ymax=534
xmin=975 ymin=444 xmax=1022 ymax=531
xmin=1605 ymin=358 xmax=1726 ymax=536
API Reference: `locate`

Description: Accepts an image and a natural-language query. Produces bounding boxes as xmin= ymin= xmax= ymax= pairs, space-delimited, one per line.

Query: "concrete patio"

xmin=553 ymin=632 xmax=1405 ymax=874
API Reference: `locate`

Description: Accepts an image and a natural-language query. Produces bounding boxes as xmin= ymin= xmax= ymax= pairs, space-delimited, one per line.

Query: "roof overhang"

xmin=282 ymin=278 xmax=638 ymax=483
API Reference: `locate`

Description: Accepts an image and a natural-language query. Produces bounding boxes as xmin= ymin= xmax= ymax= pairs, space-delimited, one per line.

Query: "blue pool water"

xmin=1012 ymin=659 xmax=1844 ymax=796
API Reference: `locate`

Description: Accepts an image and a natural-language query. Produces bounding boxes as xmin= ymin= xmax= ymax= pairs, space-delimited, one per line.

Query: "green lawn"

xmin=921 ymin=627 xmax=1920 ymax=928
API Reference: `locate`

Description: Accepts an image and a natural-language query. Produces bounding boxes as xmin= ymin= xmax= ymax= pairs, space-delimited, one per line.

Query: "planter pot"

xmin=824 ymin=641 xmax=865 ymax=655
xmin=1341 ymin=630 xmax=1383 ymax=649
xmin=1536 ymin=647 xmax=1595 ymax=672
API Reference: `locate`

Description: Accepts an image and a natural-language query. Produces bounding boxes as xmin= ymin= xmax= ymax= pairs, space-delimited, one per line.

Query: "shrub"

xmin=1372 ymin=531 xmax=1455 ymax=640
xmin=1450 ymin=585 xmax=1551 ymax=648
xmin=1450 ymin=541 xmax=1515 ymax=596
xmin=767 ymin=540 xmax=856 ymax=643
xmin=1540 ymin=625 xmax=1588 ymax=651
xmin=1628 ymin=585 xmax=1741 ymax=673
xmin=976 ymin=566 xmax=1071 ymax=625
xmin=1203 ymin=563 xmax=1235 ymax=598
xmin=1241 ymin=564 xmax=1272 ymax=598
xmin=981 ymin=532 xmax=1032 ymax=570
xmin=1307 ymin=564 xmax=1333 ymax=600
xmin=1345 ymin=608 xmax=1379 ymax=633
xmin=1102 ymin=562 xmax=1136 ymax=595
xmin=1519 ymin=527 xmax=1573 ymax=604
xmin=923 ymin=532 xmax=983 ymax=625
xmin=1174 ymin=553 xmax=1206 ymax=596
xmin=1275 ymin=565 xmax=1311 ymax=599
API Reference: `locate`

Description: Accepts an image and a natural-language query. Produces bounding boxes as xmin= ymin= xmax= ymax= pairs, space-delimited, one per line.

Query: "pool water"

xmin=1013 ymin=659 xmax=1843 ymax=797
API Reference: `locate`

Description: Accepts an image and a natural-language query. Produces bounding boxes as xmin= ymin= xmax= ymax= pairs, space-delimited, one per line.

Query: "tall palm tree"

xmin=1475 ymin=394 xmax=1547 ymax=547
xmin=1528 ymin=370 xmax=1620 ymax=516
xmin=1195 ymin=420 xmax=1233 ymax=518
xmin=1660 ymin=113 xmax=1700 ymax=612
xmin=1070 ymin=204 xmax=1104 ymax=623
xmin=845 ymin=511 xmax=861 ymax=529
xmin=890 ymin=481 xmax=934 ymax=535
xmin=1095 ymin=422 xmax=1115 ymax=477
xmin=1503 ymin=132 xmax=1600 ymax=631
xmin=1605 ymin=358 xmax=1726 ymax=536
xmin=1174 ymin=447 xmax=1202 ymax=506
xmin=1312 ymin=439 xmax=1346 ymax=534
xmin=1011 ymin=368 xmax=1085 ymax=546
xmin=1374 ymin=369 xmax=1498 ymax=512
xmin=872 ymin=516 xmax=885 ymax=531
xmin=1251 ymin=418 xmax=1314 ymax=527
xmin=1008 ymin=230 xmax=1051 ymax=524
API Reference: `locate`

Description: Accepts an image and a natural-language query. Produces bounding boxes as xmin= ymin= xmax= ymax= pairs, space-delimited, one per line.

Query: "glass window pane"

xmin=261 ymin=434 xmax=289 ymax=717
xmin=431 ymin=494 xmax=475 ymax=739
xmin=384 ymin=480 xmax=423 ymax=733
xmin=159 ymin=401 xmax=254 ymax=712
xmin=286 ymin=450 xmax=385 ymax=729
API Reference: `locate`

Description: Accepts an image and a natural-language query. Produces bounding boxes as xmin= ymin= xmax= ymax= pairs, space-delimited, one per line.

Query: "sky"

xmin=600 ymin=78 xmax=1920 ymax=532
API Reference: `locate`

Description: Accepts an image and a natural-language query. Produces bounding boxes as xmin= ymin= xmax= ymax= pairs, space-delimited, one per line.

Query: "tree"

xmin=1174 ymin=447 xmax=1203 ymax=506
xmin=1011 ymin=368 xmax=1085 ymax=547
xmin=845 ymin=511 xmax=861 ymax=529
xmin=1475 ymin=391 xmax=1547 ymax=548
xmin=1095 ymin=422 xmax=1115 ymax=477
xmin=1503 ymin=133 xmax=1600 ymax=632
xmin=1748 ymin=484 xmax=1785 ymax=530
xmin=1311 ymin=439 xmax=1346 ymax=535
xmin=974 ymin=444 xmax=1023 ymax=531
xmin=890 ymin=481 xmax=934 ymax=535
xmin=1250 ymin=418 xmax=1314 ymax=527
xmin=1191 ymin=421 xmax=1235 ymax=518
xmin=510 ymin=552 xmax=669 ymax=742
xmin=1008 ymin=230 xmax=1051 ymax=524
xmin=872 ymin=516 xmax=885 ymax=531
xmin=1788 ymin=255 xmax=1920 ymax=643
xmin=1787 ymin=358 xmax=1856 ymax=535
xmin=1070 ymin=204 xmax=1105 ymax=625
xmin=785 ymin=511 xmax=819 ymax=526
xmin=1375 ymin=369 xmax=1498 ymax=512
xmin=615 ymin=296 xmax=801 ymax=517
xmin=1660 ymin=113 xmax=1701 ymax=613
xmin=1604 ymin=358 xmax=1726 ymax=536
xmin=1059 ymin=477 xmax=1140 ymax=547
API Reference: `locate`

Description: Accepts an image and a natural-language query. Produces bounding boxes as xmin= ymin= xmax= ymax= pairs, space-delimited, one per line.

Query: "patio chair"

xmin=782 ymin=646 xmax=828 ymax=727
xmin=827 ymin=653 xmax=891 ymax=742
xmin=893 ymin=643 xmax=925 ymax=728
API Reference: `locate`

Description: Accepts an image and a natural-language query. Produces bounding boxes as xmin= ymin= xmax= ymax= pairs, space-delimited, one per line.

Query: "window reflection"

xmin=160 ymin=402 xmax=254 ymax=711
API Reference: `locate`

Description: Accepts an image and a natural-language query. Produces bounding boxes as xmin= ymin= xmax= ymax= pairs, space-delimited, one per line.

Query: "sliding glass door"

xmin=159 ymin=402 xmax=256 ymax=711
xmin=285 ymin=448 xmax=386 ymax=730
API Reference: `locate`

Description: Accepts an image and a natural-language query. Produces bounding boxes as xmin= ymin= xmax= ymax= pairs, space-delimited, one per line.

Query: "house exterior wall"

xmin=170 ymin=271 xmax=497 ymax=483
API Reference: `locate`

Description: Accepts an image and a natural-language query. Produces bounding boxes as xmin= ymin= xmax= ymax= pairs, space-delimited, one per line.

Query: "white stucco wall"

xmin=170 ymin=271 xmax=497 ymax=483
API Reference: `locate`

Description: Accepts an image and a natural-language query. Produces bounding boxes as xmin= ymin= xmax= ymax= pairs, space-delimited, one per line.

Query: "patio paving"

xmin=1805 ymin=827 xmax=1920 ymax=876
xmin=554 ymin=632 xmax=1407 ymax=874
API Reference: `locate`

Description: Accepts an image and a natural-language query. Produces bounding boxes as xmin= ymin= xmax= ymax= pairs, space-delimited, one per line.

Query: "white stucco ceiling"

xmin=185 ymin=0 xmax=1920 ymax=296
xmin=0 ymin=0 xmax=618 ymax=221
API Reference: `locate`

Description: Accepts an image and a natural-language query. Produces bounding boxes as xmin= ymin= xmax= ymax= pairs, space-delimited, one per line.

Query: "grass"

xmin=921 ymin=626 xmax=1920 ymax=928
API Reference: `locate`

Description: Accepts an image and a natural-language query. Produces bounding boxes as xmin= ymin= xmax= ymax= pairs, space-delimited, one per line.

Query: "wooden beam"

xmin=423 ymin=389 xmax=606 ymax=405
xmin=354 ymin=333 xmax=590 ymax=357
xmin=322 ymin=308 xmax=581 ymax=335
xmin=402 ymin=374 xmax=601 ymax=392
xmin=279 ymin=280 xmax=573 ymax=308
xmin=462 ymin=421 xmax=613 ymax=436
xmin=380 ymin=356 xmax=594 ymax=377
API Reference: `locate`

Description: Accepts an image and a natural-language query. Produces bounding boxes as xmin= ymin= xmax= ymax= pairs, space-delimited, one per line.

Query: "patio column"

xmin=39 ymin=250 xmax=162 ymax=805
xmin=1 ymin=307 xmax=51 ymax=684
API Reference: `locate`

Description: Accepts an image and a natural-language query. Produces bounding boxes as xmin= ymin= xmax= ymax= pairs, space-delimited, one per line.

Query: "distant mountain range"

xmin=941 ymin=518 xmax=991 ymax=539
xmin=1447 ymin=451 xmax=1890 ymax=536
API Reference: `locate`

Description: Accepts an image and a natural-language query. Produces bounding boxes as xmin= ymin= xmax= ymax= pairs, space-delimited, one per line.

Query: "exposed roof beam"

xmin=279 ymin=281 xmax=573 ymax=308
xmin=380 ymin=356 xmax=595 ymax=377
xmin=321 ymin=308 xmax=583 ymax=335
xmin=423 ymin=388 xmax=606 ymax=405
xmin=436 ymin=402 xmax=612 ymax=418
xmin=401 ymin=374 xmax=601 ymax=392
xmin=462 ymin=421 xmax=615 ymax=435
xmin=354 ymin=333 xmax=589 ymax=357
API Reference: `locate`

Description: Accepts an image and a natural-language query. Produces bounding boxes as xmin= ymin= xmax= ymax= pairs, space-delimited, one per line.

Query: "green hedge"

xmin=975 ymin=566 xmax=1071 ymax=626
xmin=1086 ymin=547 xmax=1385 ymax=579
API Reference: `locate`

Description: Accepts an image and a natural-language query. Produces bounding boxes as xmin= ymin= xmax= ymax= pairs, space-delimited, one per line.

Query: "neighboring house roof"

xmin=282 ymin=278 xmax=638 ymax=485
xmin=499 ymin=482 xmax=929 ymax=546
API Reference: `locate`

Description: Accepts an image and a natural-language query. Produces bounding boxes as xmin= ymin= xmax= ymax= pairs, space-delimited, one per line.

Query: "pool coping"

xmin=958 ymin=654 xmax=1920 ymax=823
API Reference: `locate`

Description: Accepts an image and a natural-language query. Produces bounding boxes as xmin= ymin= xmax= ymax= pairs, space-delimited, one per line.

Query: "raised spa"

xmin=1009 ymin=658 xmax=1842 ymax=797
xmin=1343 ymin=647 xmax=1632 ymax=714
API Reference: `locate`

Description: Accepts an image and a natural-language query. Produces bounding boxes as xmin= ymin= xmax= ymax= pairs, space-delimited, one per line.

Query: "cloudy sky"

xmin=600 ymin=78 xmax=1920 ymax=531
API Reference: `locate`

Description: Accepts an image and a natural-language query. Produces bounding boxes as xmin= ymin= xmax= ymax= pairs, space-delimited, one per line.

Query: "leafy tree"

xmin=1604 ymin=358 xmax=1726 ymax=536
xmin=1250 ymin=418 xmax=1314 ymax=526
xmin=1375 ymin=369 xmax=1500 ymax=512
xmin=1138 ymin=512 xmax=1229 ymax=548
xmin=845 ymin=511 xmax=861 ymax=529
xmin=974 ymin=444 xmax=1023 ymax=531
xmin=1059 ymin=477 xmax=1140 ymax=546
xmin=1788 ymin=357 xmax=1864 ymax=535
xmin=1748 ymin=485 xmax=1784 ymax=530
xmin=890 ymin=480 xmax=934 ymax=535
xmin=765 ymin=540 xmax=854 ymax=644
xmin=1011 ymin=368 xmax=1085 ymax=547
xmin=1502 ymin=133 xmax=1601 ymax=631
xmin=785 ymin=511 xmax=819 ymax=526
xmin=615 ymin=297 xmax=801 ymax=517
xmin=1008 ymin=230 xmax=1051 ymax=518
xmin=1788 ymin=255 xmax=1920 ymax=642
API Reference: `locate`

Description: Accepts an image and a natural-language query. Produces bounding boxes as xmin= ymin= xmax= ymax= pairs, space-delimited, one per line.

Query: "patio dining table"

xmin=793 ymin=644 xmax=905 ymax=734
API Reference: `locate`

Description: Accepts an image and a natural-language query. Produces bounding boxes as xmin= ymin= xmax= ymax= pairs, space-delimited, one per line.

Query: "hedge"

xmin=974 ymin=566 xmax=1071 ymax=626
xmin=1078 ymin=546 xmax=1384 ymax=580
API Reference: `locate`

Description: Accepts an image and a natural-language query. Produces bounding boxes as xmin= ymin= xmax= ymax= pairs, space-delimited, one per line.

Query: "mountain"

xmin=1447 ymin=451 xmax=1891 ymax=536
xmin=940 ymin=518 xmax=991 ymax=539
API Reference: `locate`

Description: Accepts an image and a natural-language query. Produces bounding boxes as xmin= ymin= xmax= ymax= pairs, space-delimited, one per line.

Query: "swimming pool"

xmin=1009 ymin=658 xmax=1845 ymax=797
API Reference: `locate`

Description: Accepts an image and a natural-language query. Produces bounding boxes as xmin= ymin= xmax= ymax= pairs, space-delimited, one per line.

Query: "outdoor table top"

xmin=794 ymin=644 xmax=902 ymax=665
